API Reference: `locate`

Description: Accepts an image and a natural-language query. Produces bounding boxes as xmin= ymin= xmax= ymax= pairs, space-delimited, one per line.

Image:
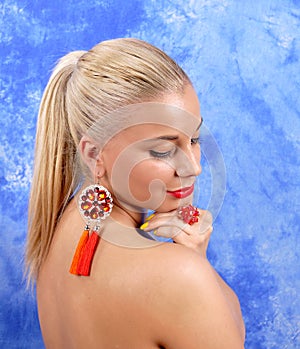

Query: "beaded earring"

xmin=69 ymin=182 xmax=113 ymax=276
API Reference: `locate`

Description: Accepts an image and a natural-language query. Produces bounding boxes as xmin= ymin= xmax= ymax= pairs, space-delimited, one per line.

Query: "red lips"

xmin=167 ymin=184 xmax=194 ymax=199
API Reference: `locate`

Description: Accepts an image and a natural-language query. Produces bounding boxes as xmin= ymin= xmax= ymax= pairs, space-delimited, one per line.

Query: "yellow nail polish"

xmin=145 ymin=214 xmax=155 ymax=221
xmin=140 ymin=222 xmax=149 ymax=230
xmin=153 ymin=230 xmax=158 ymax=235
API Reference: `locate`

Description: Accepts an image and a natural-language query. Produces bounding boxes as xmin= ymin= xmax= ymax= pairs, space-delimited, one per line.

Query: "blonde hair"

xmin=26 ymin=38 xmax=190 ymax=283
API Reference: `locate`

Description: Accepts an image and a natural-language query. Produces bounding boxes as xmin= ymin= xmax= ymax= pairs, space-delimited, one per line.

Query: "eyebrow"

xmin=197 ymin=117 xmax=203 ymax=130
xmin=145 ymin=117 xmax=203 ymax=142
xmin=153 ymin=135 xmax=178 ymax=141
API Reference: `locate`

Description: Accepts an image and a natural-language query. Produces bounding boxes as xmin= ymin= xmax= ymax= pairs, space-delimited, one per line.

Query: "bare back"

xmin=37 ymin=201 xmax=167 ymax=348
xmin=37 ymin=199 xmax=245 ymax=349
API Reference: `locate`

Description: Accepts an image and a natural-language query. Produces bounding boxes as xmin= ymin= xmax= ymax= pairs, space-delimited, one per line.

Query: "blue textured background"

xmin=0 ymin=1 xmax=299 ymax=348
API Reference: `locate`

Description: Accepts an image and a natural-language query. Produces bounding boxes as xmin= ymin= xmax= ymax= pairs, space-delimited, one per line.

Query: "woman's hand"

xmin=140 ymin=209 xmax=213 ymax=257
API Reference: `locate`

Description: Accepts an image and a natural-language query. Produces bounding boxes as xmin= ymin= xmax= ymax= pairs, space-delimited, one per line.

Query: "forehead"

xmin=123 ymin=117 xmax=202 ymax=142
xmin=108 ymin=104 xmax=202 ymax=147
xmin=161 ymin=84 xmax=201 ymax=117
xmin=88 ymin=87 xmax=201 ymax=147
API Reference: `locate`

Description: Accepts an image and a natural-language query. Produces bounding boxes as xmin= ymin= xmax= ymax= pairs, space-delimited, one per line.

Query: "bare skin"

xmin=37 ymin=200 xmax=244 ymax=348
xmin=37 ymin=85 xmax=245 ymax=348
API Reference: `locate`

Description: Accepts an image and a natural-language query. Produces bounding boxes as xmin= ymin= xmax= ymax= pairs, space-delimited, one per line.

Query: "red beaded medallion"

xmin=78 ymin=185 xmax=113 ymax=222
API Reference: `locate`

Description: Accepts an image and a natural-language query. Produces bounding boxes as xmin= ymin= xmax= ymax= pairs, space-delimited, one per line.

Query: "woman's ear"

xmin=79 ymin=136 xmax=105 ymax=177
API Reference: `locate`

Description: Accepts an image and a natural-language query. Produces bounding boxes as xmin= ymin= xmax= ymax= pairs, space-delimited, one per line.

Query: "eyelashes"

xmin=149 ymin=149 xmax=174 ymax=158
xmin=150 ymin=137 xmax=202 ymax=159
xmin=191 ymin=137 xmax=200 ymax=145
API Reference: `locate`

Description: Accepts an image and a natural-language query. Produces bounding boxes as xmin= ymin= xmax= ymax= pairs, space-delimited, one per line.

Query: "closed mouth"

xmin=167 ymin=184 xmax=194 ymax=199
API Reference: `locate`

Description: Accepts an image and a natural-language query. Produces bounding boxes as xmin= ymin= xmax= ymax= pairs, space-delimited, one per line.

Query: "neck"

xmin=110 ymin=202 xmax=146 ymax=228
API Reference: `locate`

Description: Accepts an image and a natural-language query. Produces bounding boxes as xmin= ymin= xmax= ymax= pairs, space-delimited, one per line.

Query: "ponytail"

xmin=26 ymin=51 xmax=86 ymax=284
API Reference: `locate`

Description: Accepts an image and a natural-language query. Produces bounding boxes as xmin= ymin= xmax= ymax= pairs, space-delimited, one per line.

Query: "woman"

xmin=26 ymin=38 xmax=245 ymax=348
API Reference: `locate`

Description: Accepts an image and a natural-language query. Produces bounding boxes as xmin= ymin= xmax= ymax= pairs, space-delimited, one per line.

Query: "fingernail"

xmin=145 ymin=214 xmax=155 ymax=221
xmin=140 ymin=222 xmax=149 ymax=230
xmin=153 ymin=229 xmax=158 ymax=235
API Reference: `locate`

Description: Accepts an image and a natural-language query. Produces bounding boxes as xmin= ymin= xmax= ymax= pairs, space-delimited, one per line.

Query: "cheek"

xmin=195 ymin=146 xmax=201 ymax=163
xmin=129 ymin=160 xmax=174 ymax=201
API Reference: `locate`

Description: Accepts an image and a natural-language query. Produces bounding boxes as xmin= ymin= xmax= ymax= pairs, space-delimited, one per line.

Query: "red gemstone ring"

xmin=177 ymin=204 xmax=200 ymax=225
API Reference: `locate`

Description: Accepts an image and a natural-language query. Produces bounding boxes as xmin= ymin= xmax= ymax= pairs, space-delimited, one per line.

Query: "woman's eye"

xmin=149 ymin=150 xmax=172 ymax=158
xmin=191 ymin=137 xmax=200 ymax=145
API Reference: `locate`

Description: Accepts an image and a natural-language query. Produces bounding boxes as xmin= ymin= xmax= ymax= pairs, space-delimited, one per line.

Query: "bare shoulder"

xmin=143 ymin=243 xmax=245 ymax=349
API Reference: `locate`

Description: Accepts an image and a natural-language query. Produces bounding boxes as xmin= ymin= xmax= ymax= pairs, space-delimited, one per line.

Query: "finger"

xmin=140 ymin=214 xmax=187 ymax=233
xmin=172 ymin=226 xmax=213 ymax=256
xmin=172 ymin=230 xmax=209 ymax=250
xmin=154 ymin=218 xmax=213 ymax=240
xmin=197 ymin=210 xmax=213 ymax=234
xmin=153 ymin=225 xmax=186 ymax=239
xmin=172 ymin=224 xmax=213 ymax=242
xmin=141 ymin=209 xmax=213 ymax=237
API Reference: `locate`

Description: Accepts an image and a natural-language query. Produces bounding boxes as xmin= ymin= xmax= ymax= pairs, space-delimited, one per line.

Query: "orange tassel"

xmin=77 ymin=231 xmax=100 ymax=276
xmin=69 ymin=228 xmax=90 ymax=275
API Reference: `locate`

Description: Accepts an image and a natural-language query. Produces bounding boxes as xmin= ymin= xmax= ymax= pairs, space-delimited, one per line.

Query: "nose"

xmin=175 ymin=146 xmax=202 ymax=178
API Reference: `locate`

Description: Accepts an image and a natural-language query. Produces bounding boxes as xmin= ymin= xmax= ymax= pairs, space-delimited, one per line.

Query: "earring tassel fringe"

xmin=76 ymin=231 xmax=100 ymax=276
xmin=69 ymin=228 xmax=90 ymax=275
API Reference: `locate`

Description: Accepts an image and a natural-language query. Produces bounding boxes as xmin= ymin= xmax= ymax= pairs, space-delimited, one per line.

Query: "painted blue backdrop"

xmin=0 ymin=1 xmax=299 ymax=348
